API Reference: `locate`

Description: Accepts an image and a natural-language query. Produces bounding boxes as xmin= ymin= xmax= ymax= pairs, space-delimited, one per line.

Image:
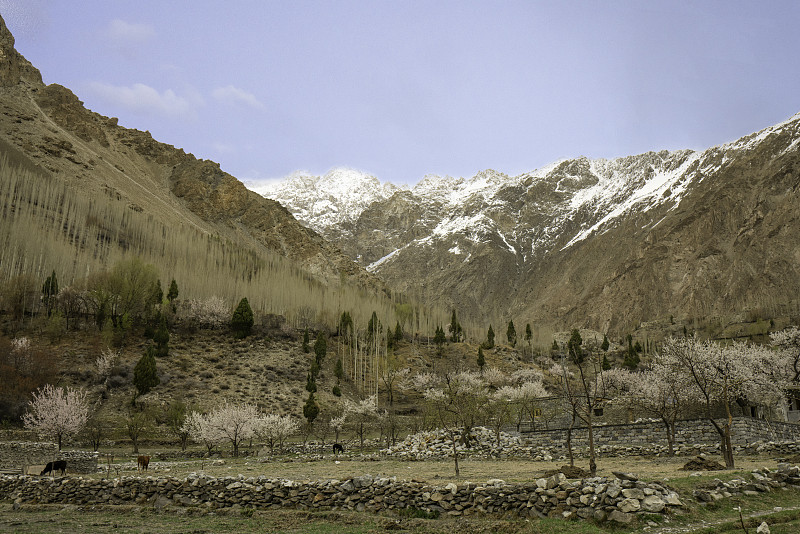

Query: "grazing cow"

xmin=333 ymin=443 xmax=344 ymax=454
xmin=40 ymin=460 xmax=67 ymax=476
xmin=137 ymin=455 xmax=150 ymax=472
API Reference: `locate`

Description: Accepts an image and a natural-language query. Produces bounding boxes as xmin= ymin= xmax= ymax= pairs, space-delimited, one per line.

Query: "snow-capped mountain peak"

xmin=261 ymin=167 xmax=404 ymax=232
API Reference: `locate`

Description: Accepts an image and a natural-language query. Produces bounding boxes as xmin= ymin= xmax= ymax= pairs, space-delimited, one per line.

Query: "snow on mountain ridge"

xmin=262 ymin=167 xmax=404 ymax=232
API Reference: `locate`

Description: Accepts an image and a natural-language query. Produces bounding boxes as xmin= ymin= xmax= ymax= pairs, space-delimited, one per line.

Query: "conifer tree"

xmin=485 ymin=325 xmax=495 ymax=349
xmin=394 ymin=321 xmax=403 ymax=342
xmin=314 ymin=333 xmax=327 ymax=365
xmin=623 ymin=334 xmax=640 ymax=369
xmin=305 ymin=371 xmax=317 ymax=393
xmin=231 ymin=297 xmax=253 ymax=338
xmin=448 ymin=309 xmax=462 ymax=342
xmin=507 ymin=320 xmax=517 ymax=347
xmin=167 ymin=279 xmax=179 ymax=303
xmin=133 ymin=346 xmax=160 ymax=396
xmin=154 ymin=279 xmax=164 ymax=305
xmin=552 ymin=339 xmax=559 ymax=352
xmin=433 ymin=326 xmax=447 ymax=356
xmin=334 ymin=358 xmax=344 ymax=383
xmin=568 ymin=329 xmax=583 ymax=364
xmin=525 ymin=323 xmax=532 ymax=343
xmin=302 ymin=328 xmax=310 ymax=353
xmin=602 ymin=354 xmax=611 ymax=370
xmin=601 ymin=334 xmax=610 ymax=352
xmin=303 ymin=393 xmax=319 ymax=425
xmin=42 ymin=270 xmax=58 ymax=316
xmin=477 ymin=346 xmax=486 ymax=373
xmin=153 ymin=315 xmax=170 ymax=358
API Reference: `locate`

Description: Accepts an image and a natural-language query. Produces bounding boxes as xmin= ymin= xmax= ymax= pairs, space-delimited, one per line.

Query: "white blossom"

xmin=23 ymin=384 xmax=89 ymax=450
xmin=96 ymin=347 xmax=119 ymax=382
xmin=257 ymin=414 xmax=299 ymax=452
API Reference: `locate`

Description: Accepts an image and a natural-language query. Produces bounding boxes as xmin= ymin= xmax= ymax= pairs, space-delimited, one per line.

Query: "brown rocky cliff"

xmin=0 ymin=14 xmax=42 ymax=87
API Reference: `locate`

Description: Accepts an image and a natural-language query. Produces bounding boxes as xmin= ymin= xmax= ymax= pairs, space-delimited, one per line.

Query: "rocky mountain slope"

xmin=0 ymin=15 xmax=382 ymax=297
xmin=264 ymin=117 xmax=800 ymax=334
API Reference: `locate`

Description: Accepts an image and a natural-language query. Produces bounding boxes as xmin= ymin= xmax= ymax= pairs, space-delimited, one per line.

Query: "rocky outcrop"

xmin=0 ymin=15 xmax=42 ymax=87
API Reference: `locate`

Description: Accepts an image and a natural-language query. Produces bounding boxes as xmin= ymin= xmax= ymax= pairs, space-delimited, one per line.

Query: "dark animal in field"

xmin=40 ymin=460 xmax=67 ymax=476
xmin=137 ymin=455 xmax=150 ymax=471
xmin=333 ymin=443 xmax=344 ymax=454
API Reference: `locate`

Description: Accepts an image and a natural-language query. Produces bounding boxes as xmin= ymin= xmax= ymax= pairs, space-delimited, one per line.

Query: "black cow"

xmin=333 ymin=443 xmax=344 ymax=454
xmin=41 ymin=460 xmax=67 ymax=476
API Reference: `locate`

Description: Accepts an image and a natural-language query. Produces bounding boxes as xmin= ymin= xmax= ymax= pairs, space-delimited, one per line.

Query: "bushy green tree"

xmin=507 ymin=320 xmax=517 ymax=347
xmin=133 ymin=346 xmax=160 ymax=396
xmin=231 ymin=297 xmax=253 ymax=338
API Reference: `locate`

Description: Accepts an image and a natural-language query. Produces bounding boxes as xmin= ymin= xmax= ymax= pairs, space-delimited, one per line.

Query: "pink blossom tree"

xmin=23 ymin=384 xmax=89 ymax=450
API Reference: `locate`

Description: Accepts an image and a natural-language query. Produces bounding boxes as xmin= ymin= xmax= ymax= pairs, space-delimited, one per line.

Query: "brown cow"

xmin=137 ymin=455 xmax=150 ymax=472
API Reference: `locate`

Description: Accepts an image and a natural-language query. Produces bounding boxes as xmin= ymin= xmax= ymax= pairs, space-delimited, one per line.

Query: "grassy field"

xmin=6 ymin=452 xmax=800 ymax=533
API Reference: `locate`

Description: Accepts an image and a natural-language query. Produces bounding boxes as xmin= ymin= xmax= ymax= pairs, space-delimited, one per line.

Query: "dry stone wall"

xmin=522 ymin=417 xmax=800 ymax=453
xmin=0 ymin=442 xmax=98 ymax=473
xmin=0 ymin=471 xmax=683 ymax=523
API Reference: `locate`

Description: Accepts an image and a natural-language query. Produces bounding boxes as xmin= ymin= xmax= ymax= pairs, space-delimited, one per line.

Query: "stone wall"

xmin=0 ymin=442 xmax=98 ymax=473
xmin=522 ymin=417 xmax=800 ymax=451
xmin=0 ymin=471 xmax=683 ymax=523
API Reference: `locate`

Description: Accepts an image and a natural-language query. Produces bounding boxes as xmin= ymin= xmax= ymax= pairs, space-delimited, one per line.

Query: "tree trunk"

xmin=450 ymin=432 xmax=460 ymax=478
xmin=662 ymin=418 xmax=675 ymax=456
xmin=566 ymin=412 xmax=576 ymax=467
xmin=586 ymin=411 xmax=596 ymax=475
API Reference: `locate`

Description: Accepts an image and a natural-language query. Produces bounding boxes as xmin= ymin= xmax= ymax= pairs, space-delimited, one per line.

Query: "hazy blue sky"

xmin=2 ymin=1 xmax=799 ymax=186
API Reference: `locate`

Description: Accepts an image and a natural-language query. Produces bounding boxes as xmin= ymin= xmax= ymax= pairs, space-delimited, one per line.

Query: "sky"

xmin=2 ymin=0 xmax=800 ymax=187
